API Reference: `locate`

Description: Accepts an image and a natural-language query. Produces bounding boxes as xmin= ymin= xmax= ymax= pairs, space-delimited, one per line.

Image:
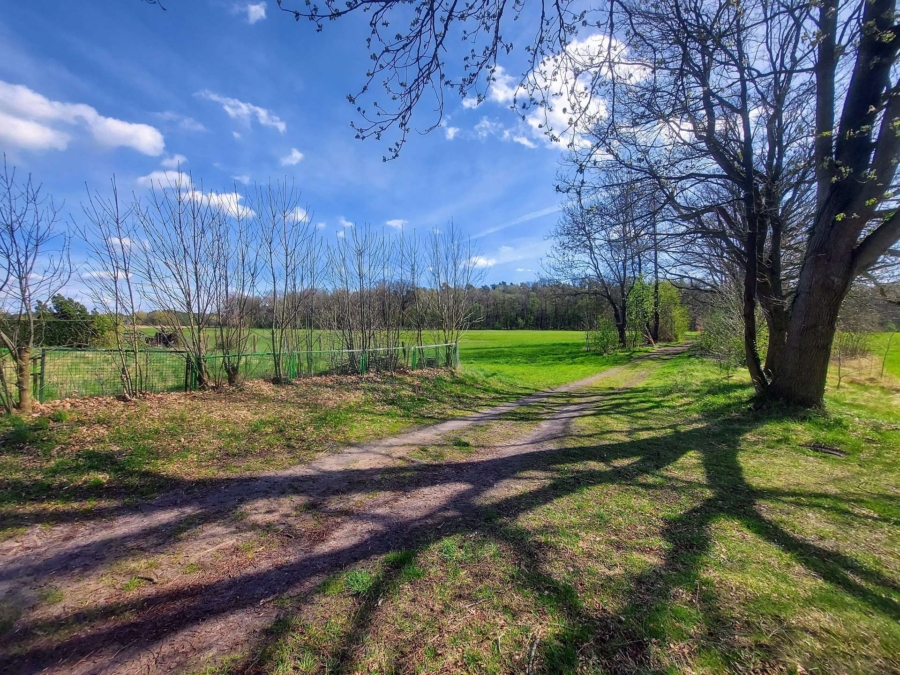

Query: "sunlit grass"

xmin=233 ymin=352 xmax=900 ymax=674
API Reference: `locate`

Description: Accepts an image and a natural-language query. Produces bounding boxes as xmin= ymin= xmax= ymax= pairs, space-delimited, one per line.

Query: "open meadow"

xmin=0 ymin=332 xmax=898 ymax=674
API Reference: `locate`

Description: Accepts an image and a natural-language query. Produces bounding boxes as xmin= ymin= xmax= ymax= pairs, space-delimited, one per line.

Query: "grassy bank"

xmin=240 ymin=353 xmax=900 ymax=674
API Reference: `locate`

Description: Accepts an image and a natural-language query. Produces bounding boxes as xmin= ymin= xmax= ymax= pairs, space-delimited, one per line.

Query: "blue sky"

xmin=0 ymin=1 xmax=570 ymax=286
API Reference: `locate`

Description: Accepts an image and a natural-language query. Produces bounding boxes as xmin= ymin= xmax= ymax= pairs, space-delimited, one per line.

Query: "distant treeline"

xmin=133 ymin=281 xmax=671 ymax=332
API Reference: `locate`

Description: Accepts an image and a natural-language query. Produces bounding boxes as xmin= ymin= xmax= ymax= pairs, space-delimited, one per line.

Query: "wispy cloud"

xmin=385 ymin=219 xmax=407 ymax=229
xmin=155 ymin=111 xmax=207 ymax=133
xmin=474 ymin=205 xmax=562 ymax=238
xmin=160 ymin=153 xmax=187 ymax=168
xmin=338 ymin=216 xmax=354 ymax=228
xmin=196 ymin=90 xmax=286 ymax=133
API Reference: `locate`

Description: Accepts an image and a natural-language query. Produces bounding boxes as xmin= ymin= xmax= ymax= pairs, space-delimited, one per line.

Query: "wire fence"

xmin=0 ymin=343 xmax=460 ymax=404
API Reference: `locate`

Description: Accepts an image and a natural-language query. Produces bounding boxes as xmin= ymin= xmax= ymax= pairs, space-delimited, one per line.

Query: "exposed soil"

xmin=0 ymin=345 xmax=687 ymax=674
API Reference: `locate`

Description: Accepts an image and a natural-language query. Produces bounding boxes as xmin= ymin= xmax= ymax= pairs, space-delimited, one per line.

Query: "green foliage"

xmin=586 ymin=317 xmax=619 ymax=354
xmin=697 ymin=310 xmax=745 ymax=378
xmin=626 ymin=277 xmax=655 ymax=347
xmin=657 ymin=282 xmax=689 ymax=342
xmin=625 ymin=278 xmax=689 ymax=346
xmin=32 ymin=296 xmax=117 ymax=348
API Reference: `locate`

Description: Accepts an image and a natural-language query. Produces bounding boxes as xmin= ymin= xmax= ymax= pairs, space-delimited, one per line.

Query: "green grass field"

xmin=245 ymin=353 xmax=900 ymax=674
xmin=869 ymin=331 xmax=900 ymax=378
xmin=458 ymin=330 xmax=648 ymax=388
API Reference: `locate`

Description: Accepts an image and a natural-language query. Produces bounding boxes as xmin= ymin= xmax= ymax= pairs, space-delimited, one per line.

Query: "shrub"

xmin=587 ymin=317 xmax=619 ymax=354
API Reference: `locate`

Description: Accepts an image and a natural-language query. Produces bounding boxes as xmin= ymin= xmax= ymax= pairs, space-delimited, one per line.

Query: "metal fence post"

xmin=31 ymin=355 xmax=39 ymax=403
xmin=39 ymin=349 xmax=47 ymax=403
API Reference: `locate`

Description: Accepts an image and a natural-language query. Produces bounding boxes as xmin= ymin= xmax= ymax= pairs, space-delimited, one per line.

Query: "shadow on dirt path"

xmin=0 ymin=345 xmax=697 ymax=673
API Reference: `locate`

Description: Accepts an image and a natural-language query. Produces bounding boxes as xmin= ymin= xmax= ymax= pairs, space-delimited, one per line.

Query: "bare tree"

xmin=78 ymin=178 xmax=144 ymax=399
xmin=549 ymin=182 xmax=655 ymax=347
xmin=133 ymin=174 xmax=223 ymax=389
xmin=212 ymin=191 xmax=261 ymax=386
xmin=256 ymin=181 xmax=319 ymax=382
xmin=426 ymin=222 xmax=484 ymax=348
xmin=0 ymin=158 xmax=70 ymax=414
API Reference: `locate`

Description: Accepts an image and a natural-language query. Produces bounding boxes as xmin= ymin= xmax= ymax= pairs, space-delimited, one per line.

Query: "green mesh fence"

xmin=19 ymin=343 xmax=459 ymax=403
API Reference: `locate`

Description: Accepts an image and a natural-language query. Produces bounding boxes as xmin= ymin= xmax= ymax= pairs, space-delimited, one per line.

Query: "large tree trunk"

xmin=611 ymin=304 xmax=627 ymax=348
xmin=16 ymin=347 xmax=32 ymax=415
xmin=651 ymin=221 xmax=660 ymax=342
xmin=757 ymin=278 xmax=788 ymax=377
xmin=767 ymin=234 xmax=854 ymax=406
xmin=742 ymin=205 xmax=767 ymax=391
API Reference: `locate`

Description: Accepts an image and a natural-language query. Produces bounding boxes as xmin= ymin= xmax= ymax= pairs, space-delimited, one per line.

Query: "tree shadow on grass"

xmin=1 ymin=370 xmax=897 ymax=673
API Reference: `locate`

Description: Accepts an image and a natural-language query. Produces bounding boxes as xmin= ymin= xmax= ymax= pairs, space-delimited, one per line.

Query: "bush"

xmin=698 ymin=310 xmax=746 ymax=379
xmin=658 ymin=282 xmax=689 ymax=342
xmin=587 ymin=317 xmax=619 ymax=354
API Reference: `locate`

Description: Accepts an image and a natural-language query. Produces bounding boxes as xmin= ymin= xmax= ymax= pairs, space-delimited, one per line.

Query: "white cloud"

xmin=0 ymin=111 xmax=69 ymax=151
xmin=469 ymin=256 xmax=497 ymax=268
xmin=512 ymin=135 xmax=537 ymax=149
xmin=444 ymin=126 xmax=460 ymax=140
xmin=280 ymin=147 xmax=304 ymax=166
xmin=385 ymin=219 xmax=407 ymax=229
xmin=136 ymin=170 xmax=193 ymax=190
xmin=245 ymin=2 xmax=267 ymax=23
xmin=499 ymin=245 xmax=514 ymax=253
xmin=338 ymin=216 xmax=354 ymax=228
xmin=467 ymin=36 xmax=639 ymax=149
xmin=156 ymin=111 xmax=207 ymax=132
xmin=289 ymin=207 xmax=308 ymax=222
xmin=107 ymin=236 xmax=134 ymax=250
xmin=474 ymin=117 xmax=505 ymax=139
xmin=233 ymin=131 xmax=242 ymax=139
xmin=233 ymin=174 xmax=251 ymax=185
xmin=0 ymin=80 xmax=165 ymax=155
xmin=160 ymin=153 xmax=187 ymax=168
xmin=461 ymin=98 xmax=481 ymax=110
xmin=487 ymin=65 xmax=518 ymax=105
xmin=336 ymin=230 xmax=346 ymax=238
xmin=205 ymin=191 xmax=253 ymax=218
xmin=516 ymin=267 xmax=535 ymax=273
xmin=471 ymin=117 xmax=536 ymax=149
xmin=196 ymin=90 xmax=286 ymax=133
xmin=315 ymin=221 xmax=327 ymax=229
xmin=135 ymin=172 xmax=252 ymax=217
xmin=82 ymin=270 xmax=113 ymax=279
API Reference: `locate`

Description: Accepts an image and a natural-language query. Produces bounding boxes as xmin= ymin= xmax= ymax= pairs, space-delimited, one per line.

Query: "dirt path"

xmin=0 ymin=345 xmax=687 ymax=674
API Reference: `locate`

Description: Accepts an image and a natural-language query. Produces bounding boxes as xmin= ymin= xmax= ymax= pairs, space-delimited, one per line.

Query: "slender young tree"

xmin=78 ymin=178 xmax=144 ymax=399
xmin=255 ymin=181 xmax=319 ymax=382
xmin=0 ymin=158 xmax=70 ymax=414
xmin=133 ymin=173 xmax=225 ymax=389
